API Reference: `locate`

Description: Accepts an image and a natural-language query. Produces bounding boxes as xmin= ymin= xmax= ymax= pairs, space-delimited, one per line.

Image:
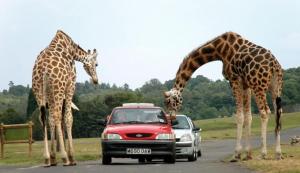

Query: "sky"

xmin=0 ymin=0 xmax=300 ymax=90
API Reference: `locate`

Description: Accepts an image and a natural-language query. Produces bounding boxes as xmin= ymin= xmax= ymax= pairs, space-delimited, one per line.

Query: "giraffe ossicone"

xmin=165 ymin=31 xmax=283 ymax=161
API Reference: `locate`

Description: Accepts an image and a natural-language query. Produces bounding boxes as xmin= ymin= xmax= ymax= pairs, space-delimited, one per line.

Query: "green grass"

xmin=0 ymin=138 xmax=101 ymax=166
xmin=242 ymin=144 xmax=300 ymax=173
xmin=0 ymin=112 xmax=300 ymax=167
xmin=194 ymin=112 xmax=300 ymax=140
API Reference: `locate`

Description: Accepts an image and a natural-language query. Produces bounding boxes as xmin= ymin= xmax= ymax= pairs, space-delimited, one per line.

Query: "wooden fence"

xmin=0 ymin=121 xmax=34 ymax=158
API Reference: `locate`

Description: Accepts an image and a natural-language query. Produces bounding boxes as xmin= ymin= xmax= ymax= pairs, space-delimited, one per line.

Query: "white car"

xmin=172 ymin=115 xmax=202 ymax=161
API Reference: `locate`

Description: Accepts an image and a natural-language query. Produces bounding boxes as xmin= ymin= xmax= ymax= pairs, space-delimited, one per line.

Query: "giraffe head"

xmin=84 ymin=49 xmax=99 ymax=84
xmin=164 ymin=88 xmax=183 ymax=117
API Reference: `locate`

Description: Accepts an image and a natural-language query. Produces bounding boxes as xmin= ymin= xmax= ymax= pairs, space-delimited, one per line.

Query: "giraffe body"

xmin=32 ymin=30 xmax=98 ymax=166
xmin=164 ymin=32 xmax=283 ymax=160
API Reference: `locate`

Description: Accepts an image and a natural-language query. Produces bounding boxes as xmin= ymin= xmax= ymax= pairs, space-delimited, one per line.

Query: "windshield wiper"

xmin=172 ymin=127 xmax=188 ymax=129
xmin=123 ymin=121 xmax=146 ymax=124
xmin=146 ymin=121 xmax=167 ymax=124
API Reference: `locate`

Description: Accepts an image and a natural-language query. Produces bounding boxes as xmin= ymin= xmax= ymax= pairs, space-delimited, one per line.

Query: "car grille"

xmin=126 ymin=133 xmax=153 ymax=138
xmin=107 ymin=143 xmax=170 ymax=151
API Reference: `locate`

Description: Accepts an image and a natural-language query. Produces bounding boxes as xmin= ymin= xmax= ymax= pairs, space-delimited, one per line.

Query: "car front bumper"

xmin=101 ymin=140 xmax=175 ymax=158
xmin=175 ymin=141 xmax=194 ymax=157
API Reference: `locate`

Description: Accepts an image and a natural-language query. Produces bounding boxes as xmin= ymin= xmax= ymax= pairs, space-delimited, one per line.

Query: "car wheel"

xmin=188 ymin=149 xmax=197 ymax=162
xmin=197 ymin=150 xmax=202 ymax=157
xmin=138 ymin=158 xmax=146 ymax=163
xmin=102 ymin=154 xmax=112 ymax=165
xmin=164 ymin=155 xmax=176 ymax=164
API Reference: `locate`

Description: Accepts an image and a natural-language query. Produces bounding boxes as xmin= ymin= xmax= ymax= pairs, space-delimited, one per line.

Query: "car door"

xmin=188 ymin=118 xmax=200 ymax=151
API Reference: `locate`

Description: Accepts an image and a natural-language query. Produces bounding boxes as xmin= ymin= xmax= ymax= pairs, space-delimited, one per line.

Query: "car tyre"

xmin=102 ymin=154 xmax=112 ymax=165
xmin=164 ymin=155 xmax=176 ymax=164
xmin=138 ymin=158 xmax=146 ymax=163
xmin=197 ymin=150 xmax=202 ymax=157
xmin=188 ymin=149 xmax=197 ymax=162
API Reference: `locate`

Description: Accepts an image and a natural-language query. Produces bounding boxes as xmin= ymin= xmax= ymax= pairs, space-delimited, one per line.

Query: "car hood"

xmin=104 ymin=124 xmax=172 ymax=134
xmin=173 ymin=129 xmax=191 ymax=138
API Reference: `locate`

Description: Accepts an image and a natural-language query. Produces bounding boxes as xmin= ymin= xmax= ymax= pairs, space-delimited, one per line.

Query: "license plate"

xmin=126 ymin=148 xmax=151 ymax=155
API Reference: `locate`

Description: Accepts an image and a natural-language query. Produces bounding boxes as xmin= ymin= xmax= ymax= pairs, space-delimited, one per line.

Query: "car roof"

xmin=114 ymin=103 xmax=161 ymax=109
xmin=176 ymin=114 xmax=188 ymax=117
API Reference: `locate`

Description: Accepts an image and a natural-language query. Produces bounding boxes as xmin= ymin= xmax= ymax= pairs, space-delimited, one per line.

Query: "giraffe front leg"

xmin=243 ymin=88 xmax=252 ymax=160
xmin=230 ymin=81 xmax=244 ymax=162
xmin=260 ymin=112 xmax=269 ymax=159
xmin=232 ymin=111 xmax=244 ymax=162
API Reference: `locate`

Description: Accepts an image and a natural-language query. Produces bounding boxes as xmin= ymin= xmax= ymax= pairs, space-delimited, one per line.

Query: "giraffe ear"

xmin=87 ymin=49 xmax=91 ymax=54
xmin=164 ymin=91 xmax=171 ymax=97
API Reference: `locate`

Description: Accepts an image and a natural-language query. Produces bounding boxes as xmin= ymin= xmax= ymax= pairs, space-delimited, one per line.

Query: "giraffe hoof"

xmin=230 ymin=154 xmax=241 ymax=162
xmin=62 ymin=158 xmax=70 ymax=166
xmin=243 ymin=151 xmax=253 ymax=161
xmin=260 ymin=153 xmax=267 ymax=160
xmin=243 ymin=155 xmax=253 ymax=161
xmin=44 ymin=159 xmax=51 ymax=167
xmin=275 ymin=153 xmax=283 ymax=160
xmin=68 ymin=156 xmax=77 ymax=166
xmin=50 ymin=156 xmax=57 ymax=166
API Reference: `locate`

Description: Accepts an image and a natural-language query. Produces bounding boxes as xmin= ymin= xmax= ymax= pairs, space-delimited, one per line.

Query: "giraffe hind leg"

xmin=40 ymin=106 xmax=51 ymax=167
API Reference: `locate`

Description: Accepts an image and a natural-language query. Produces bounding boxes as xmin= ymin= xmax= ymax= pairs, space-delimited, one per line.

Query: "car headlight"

xmin=180 ymin=134 xmax=192 ymax=142
xmin=156 ymin=133 xmax=175 ymax=140
xmin=102 ymin=133 xmax=122 ymax=140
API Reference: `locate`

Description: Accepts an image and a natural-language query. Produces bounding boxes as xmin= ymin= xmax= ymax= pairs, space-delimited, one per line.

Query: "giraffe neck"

xmin=173 ymin=32 xmax=242 ymax=91
xmin=73 ymin=44 xmax=89 ymax=63
xmin=53 ymin=30 xmax=89 ymax=64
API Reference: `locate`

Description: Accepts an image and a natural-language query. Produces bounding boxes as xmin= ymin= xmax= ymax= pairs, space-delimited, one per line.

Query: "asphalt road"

xmin=1 ymin=127 xmax=299 ymax=173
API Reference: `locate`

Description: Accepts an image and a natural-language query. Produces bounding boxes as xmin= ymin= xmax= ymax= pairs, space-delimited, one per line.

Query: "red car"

xmin=100 ymin=103 xmax=176 ymax=164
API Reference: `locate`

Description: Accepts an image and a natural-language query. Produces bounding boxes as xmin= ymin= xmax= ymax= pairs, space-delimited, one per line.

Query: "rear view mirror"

xmin=193 ymin=127 xmax=200 ymax=132
xmin=98 ymin=119 xmax=107 ymax=126
xmin=171 ymin=119 xmax=178 ymax=126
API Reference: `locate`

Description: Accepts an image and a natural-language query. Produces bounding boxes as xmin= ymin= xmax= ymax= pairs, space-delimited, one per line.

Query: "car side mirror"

xmin=98 ymin=119 xmax=107 ymax=126
xmin=171 ymin=119 xmax=178 ymax=126
xmin=193 ymin=127 xmax=200 ymax=132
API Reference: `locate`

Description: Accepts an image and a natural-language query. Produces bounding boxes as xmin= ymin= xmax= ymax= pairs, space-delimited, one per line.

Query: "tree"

xmin=26 ymin=89 xmax=38 ymax=119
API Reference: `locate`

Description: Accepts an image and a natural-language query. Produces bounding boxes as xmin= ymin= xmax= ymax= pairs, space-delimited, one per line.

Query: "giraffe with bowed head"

xmin=164 ymin=32 xmax=283 ymax=161
xmin=32 ymin=30 xmax=99 ymax=166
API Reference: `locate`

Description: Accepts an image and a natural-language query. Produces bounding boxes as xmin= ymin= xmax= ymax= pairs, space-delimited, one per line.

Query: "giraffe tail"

xmin=275 ymin=97 xmax=282 ymax=136
xmin=40 ymin=72 xmax=49 ymax=135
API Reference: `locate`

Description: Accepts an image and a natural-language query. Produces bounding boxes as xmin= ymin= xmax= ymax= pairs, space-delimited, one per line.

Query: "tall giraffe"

xmin=32 ymin=30 xmax=99 ymax=166
xmin=164 ymin=32 xmax=283 ymax=160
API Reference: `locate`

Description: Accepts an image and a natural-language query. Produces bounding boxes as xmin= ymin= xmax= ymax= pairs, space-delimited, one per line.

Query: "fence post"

xmin=0 ymin=123 xmax=4 ymax=158
xmin=28 ymin=121 xmax=33 ymax=157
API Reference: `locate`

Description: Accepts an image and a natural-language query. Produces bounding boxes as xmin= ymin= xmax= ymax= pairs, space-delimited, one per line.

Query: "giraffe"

xmin=32 ymin=30 xmax=99 ymax=166
xmin=164 ymin=32 xmax=283 ymax=161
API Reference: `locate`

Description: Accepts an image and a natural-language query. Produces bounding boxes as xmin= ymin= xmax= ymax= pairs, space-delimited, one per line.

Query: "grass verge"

xmin=194 ymin=112 xmax=300 ymax=140
xmin=0 ymin=138 xmax=101 ymax=166
xmin=242 ymin=144 xmax=300 ymax=173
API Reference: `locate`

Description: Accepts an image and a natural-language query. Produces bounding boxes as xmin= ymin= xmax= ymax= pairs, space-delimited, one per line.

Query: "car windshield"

xmin=110 ymin=108 xmax=167 ymax=124
xmin=172 ymin=116 xmax=190 ymax=129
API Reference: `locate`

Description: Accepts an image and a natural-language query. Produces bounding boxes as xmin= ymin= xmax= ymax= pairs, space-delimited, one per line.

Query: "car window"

xmin=172 ymin=116 xmax=190 ymax=129
xmin=110 ymin=108 xmax=167 ymax=124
